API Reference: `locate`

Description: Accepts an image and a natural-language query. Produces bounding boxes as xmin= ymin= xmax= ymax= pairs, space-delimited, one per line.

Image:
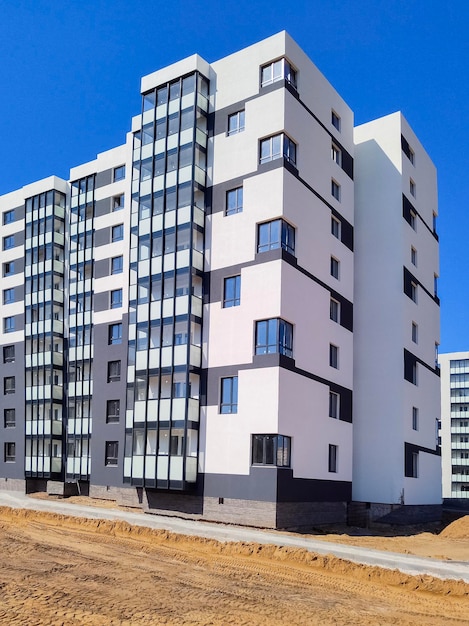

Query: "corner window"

xmin=4 ymin=442 xmax=15 ymax=463
xmin=3 ymin=210 xmax=15 ymax=225
xmin=105 ymin=441 xmax=119 ymax=465
xmin=4 ymin=317 xmax=15 ymax=333
xmin=3 ymin=235 xmax=14 ymax=250
xmin=252 ymin=434 xmax=291 ymax=467
xmin=106 ymin=400 xmax=120 ymax=423
xmin=260 ymin=134 xmax=296 ymax=166
xmin=330 ymin=257 xmax=340 ymax=280
xmin=113 ymin=165 xmax=125 ymax=182
xmin=331 ymin=110 xmax=341 ymax=131
xmin=107 ymin=360 xmax=121 ymax=382
xmin=108 ymin=323 xmax=122 ymax=345
xmin=329 ymin=391 xmax=339 ymax=419
xmin=3 ymin=345 xmax=15 ymax=363
xmin=113 ymin=194 xmax=124 ymax=211
xmin=3 ymin=288 xmax=14 ymax=305
xmin=226 ymin=187 xmax=243 ymax=216
xmin=220 ymin=376 xmax=238 ymax=414
xmin=255 ymin=318 xmax=293 ymax=358
xmin=112 ymin=224 xmax=124 ymax=242
xmin=331 ymin=142 xmax=341 ymax=166
xmin=110 ymin=288 xmax=123 ymax=309
xmin=331 ymin=216 xmax=341 ymax=239
xmin=4 ymin=409 xmax=15 ymax=428
xmin=328 ymin=444 xmax=338 ymax=472
xmin=330 ymin=298 xmax=340 ymax=323
xmin=331 ymin=179 xmax=341 ymax=201
xmin=4 ymin=377 xmax=15 ymax=395
xmin=223 ymin=275 xmax=241 ymax=308
xmin=329 ymin=344 xmax=339 ymax=369
xmin=261 ymin=58 xmax=297 ymax=89
xmin=257 ymin=219 xmax=295 ymax=255
xmin=111 ymin=255 xmax=123 ymax=274
xmin=228 ymin=110 xmax=245 ymax=135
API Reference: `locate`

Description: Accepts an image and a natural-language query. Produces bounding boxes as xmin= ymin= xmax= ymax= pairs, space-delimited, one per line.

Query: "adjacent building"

xmin=0 ymin=32 xmax=441 ymax=528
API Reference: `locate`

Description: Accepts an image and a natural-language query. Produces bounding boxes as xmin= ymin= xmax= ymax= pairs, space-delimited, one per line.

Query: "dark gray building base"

xmin=347 ymin=501 xmax=442 ymax=527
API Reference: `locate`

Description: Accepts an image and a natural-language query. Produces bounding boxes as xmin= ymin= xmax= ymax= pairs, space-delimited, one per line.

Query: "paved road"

xmin=0 ymin=490 xmax=468 ymax=584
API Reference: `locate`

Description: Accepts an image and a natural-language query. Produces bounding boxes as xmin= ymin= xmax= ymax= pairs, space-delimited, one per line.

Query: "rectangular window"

xmin=410 ymin=179 xmax=416 ymax=197
xmin=260 ymin=134 xmax=296 ymax=166
xmin=252 ymin=434 xmax=291 ymax=467
xmin=432 ymin=212 xmax=437 ymax=233
xmin=228 ymin=110 xmax=245 ymax=135
xmin=257 ymin=219 xmax=295 ymax=255
xmin=106 ymin=400 xmax=120 ymax=423
xmin=409 ymin=147 xmax=415 ymax=165
xmin=4 ymin=317 xmax=15 ymax=333
xmin=113 ymin=165 xmax=125 ymax=182
xmin=113 ymin=194 xmax=124 ymax=211
xmin=220 ymin=376 xmax=238 ymax=414
xmin=223 ymin=275 xmax=241 ymax=308
xmin=412 ymin=407 xmax=419 ymax=431
xmin=226 ymin=187 xmax=243 ymax=215
xmin=255 ymin=318 xmax=293 ymax=358
xmin=328 ymin=444 xmax=338 ymax=472
xmin=4 ymin=377 xmax=15 ymax=395
xmin=261 ymin=58 xmax=297 ymax=88
xmin=330 ymin=257 xmax=340 ymax=279
xmin=3 ymin=262 xmax=14 ymax=277
xmin=411 ymin=246 xmax=417 ymax=266
xmin=105 ymin=441 xmax=119 ymax=465
xmin=3 ymin=210 xmax=14 ymax=225
xmin=411 ymin=451 xmax=418 ymax=478
xmin=331 ymin=179 xmax=341 ymax=201
xmin=412 ymin=322 xmax=418 ymax=344
xmin=110 ymin=288 xmax=123 ymax=309
xmin=434 ymin=274 xmax=438 ymax=297
xmin=3 ymin=345 xmax=15 ymax=363
xmin=331 ymin=215 xmax=341 ymax=239
xmin=108 ymin=323 xmax=122 ymax=345
xmin=329 ymin=344 xmax=339 ymax=369
xmin=330 ymin=298 xmax=340 ymax=323
xmin=410 ymin=281 xmax=417 ymax=303
xmin=4 ymin=442 xmax=15 ymax=463
xmin=112 ymin=224 xmax=124 ymax=242
xmin=331 ymin=110 xmax=341 ymax=131
xmin=410 ymin=210 xmax=417 ymax=230
xmin=3 ymin=288 xmax=14 ymax=305
xmin=111 ymin=255 xmax=123 ymax=274
xmin=3 ymin=235 xmax=14 ymax=250
xmin=331 ymin=142 xmax=341 ymax=165
xmin=4 ymin=409 xmax=15 ymax=428
xmin=329 ymin=391 xmax=339 ymax=419
xmin=107 ymin=360 xmax=121 ymax=382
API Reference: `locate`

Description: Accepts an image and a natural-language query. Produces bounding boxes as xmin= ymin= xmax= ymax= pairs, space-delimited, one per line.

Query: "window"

xmin=261 ymin=58 xmax=297 ymax=88
xmin=410 ymin=362 xmax=418 ymax=385
xmin=410 ymin=179 xmax=416 ymax=197
xmin=107 ymin=360 xmax=121 ymax=382
xmin=260 ymin=134 xmax=296 ymax=166
xmin=108 ymin=323 xmax=122 ymax=345
xmin=328 ymin=444 xmax=338 ymax=472
xmin=226 ymin=187 xmax=243 ymax=215
xmin=432 ymin=212 xmax=437 ymax=234
xmin=112 ymin=224 xmax=124 ymax=242
xmin=411 ymin=246 xmax=417 ymax=266
xmin=410 ymin=281 xmax=417 ymax=303
xmin=3 ymin=210 xmax=14 ymax=225
xmin=4 ymin=409 xmax=15 ymax=428
xmin=3 ymin=235 xmax=14 ymax=250
xmin=111 ymin=255 xmax=123 ymax=274
xmin=3 ymin=288 xmax=14 ymax=305
xmin=434 ymin=274 xmax=438 ymax=298
xmin=410 ymin=210 xmax=416 ymax=230
xmin=329 ymin=391 xmax=339 ymax=419
xmin=412 ymin=322 xmax=418 ymax=344
xmin=412 ymin=407 xmax=419 ymax=431
xmin=331 ymin=142 xmax=341 ymax=165
xmin=113 ymin=194 xmax=124 ymax=211
xmin=220 ymin=376 xmax=238 ymax=414
xmin=411 ymin=451 xmax=418 ymax=478
xmin=252 ymin=434 xmax=291 ymax=467
xmin=228 ymin=110 xmax=245 ymax=135
xmin=331 ymin=110 xmax=341 ymax=131
xmin=105 ymin=441 xmax=119 ymax=465
xmin=331 ymin=179 xmax=341 ymax=201
xmin=4 ymin=442 xmax=15 ymax=463
xmin=113 ymin=165 xmax=125 ymax=182
xmin=106 ymin=400 xmax=120 ymax=423
xmin=3 ymin=262 xmax=14 ymax=277
xmin=257 ymin=219 xmax=295 ymax=255
xmin=330 ymin=257 xmax=340 ymax=280
xmin=110 ymin=289 xmax=123 ymax=309
xmin=4 ymin=317 xmax=15 ymax=333
xmin=330 ymin=298 xmax=340 ymax=323
xmin=409 ymin=147 xmax=415 ymax=165
xmin=3 ymin=345 xmax=14 ymax=363
xmin=255 ymin=319 xmax=293 ymax=358
xmin=4 ymin=377 xmax=15 ymax=395
xmin=329 ymin=344 xmax=339 ymax=369
xmin=223 ymin=275 xmax=241 ymax=308
xmin=331 ymin=216 xmax=341 ymax=239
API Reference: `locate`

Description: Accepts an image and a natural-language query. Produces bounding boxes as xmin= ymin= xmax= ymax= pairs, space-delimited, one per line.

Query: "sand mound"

xmin=440 ymin=515 xmax=469 ymax=539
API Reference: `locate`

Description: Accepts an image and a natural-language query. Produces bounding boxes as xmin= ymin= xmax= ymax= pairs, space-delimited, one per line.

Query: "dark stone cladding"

xmin=95 ymin=169 xmax=113 ymax=189
xmin=404 ymin=347 xmax=440 ymax=378
xmin=402 ymin=193 xmax=438 ymax=241
xmin=204 ymin=466 xmax=352 ymax=503
xmin=404 ymin=441 xmax=440 ymax=478
xmin=0 ymin=340 xmax=25 ymax=480
xmin=206 ymin=247 xmax=353 ymax=333
xmin=203 ymin=353 xmax=353 ymax=423
xmin=209 ymin=78 xmax=354 ymax=180
xmin=208 ymin=158 xmax=354 ymax=253
xmin=403 ymin=266 xmax=440 ymax=306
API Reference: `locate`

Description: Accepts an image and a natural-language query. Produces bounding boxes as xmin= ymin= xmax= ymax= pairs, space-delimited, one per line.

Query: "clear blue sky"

xmin=0 ymin=0 xmax=467 ymax=352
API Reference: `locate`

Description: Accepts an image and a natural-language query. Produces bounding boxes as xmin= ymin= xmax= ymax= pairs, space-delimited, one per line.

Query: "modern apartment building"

xmin=439 ymin=352 xmax=469 ymax=500
xmin=0 ymin=32 xmax=441 ymax=528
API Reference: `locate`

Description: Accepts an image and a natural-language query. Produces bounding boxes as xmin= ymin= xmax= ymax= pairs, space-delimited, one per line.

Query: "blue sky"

xmin=0 ymin=0 xmax=467 ymax=352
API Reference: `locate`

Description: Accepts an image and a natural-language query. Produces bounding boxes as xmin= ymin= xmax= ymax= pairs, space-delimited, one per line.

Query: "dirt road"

xmin=0 ymin=507 xmax=468 ymax=625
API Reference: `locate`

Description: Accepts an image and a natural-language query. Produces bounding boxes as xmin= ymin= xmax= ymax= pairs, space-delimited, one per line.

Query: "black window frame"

xmin=105 ymin=441 xmax=119 ymax=465
xmin=106 ymin=400 xmax=120 ymax=423
xmin=255 ymin=318 xmax=293 ymax=358
xmin=251 ymin=434 xmax=291 ymax=467
xmin=220 ymin=376 xmax=238 ymax=414
xmin=257 ymin=219 xmax=295 ymax=256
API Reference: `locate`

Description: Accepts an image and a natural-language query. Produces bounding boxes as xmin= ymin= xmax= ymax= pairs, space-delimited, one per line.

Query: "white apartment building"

xmin=0 ymin=32 xmax=441 ymax=528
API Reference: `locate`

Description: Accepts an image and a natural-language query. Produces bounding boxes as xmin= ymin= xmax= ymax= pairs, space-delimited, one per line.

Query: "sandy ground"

xmin=0 ymin=504 xmax=468 ymax=625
